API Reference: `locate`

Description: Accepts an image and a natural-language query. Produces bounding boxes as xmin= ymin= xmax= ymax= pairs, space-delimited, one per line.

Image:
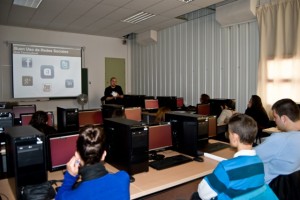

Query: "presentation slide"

xmin=12 ymin=43 xmax=82 ymax=99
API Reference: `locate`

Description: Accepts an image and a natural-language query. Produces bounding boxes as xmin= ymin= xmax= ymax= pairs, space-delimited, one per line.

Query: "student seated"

xmin=55 ymin=125 xmax=130 ymax=200
xmin=217 ymin=99 xmax=236 ymax=125
xmin=30 ymin=110 xmax=56 ymax=135
xmin=192 ymin=114 xmax=271 ymax=200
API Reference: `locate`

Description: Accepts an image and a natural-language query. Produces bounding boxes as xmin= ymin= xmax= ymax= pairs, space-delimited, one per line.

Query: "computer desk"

xmin=0 ymin=140 xmax=236 ymax=200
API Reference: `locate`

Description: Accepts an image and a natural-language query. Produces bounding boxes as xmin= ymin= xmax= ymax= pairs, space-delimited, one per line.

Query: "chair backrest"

xmin=269 ymin=170 xmax=300 ymax=200
xmin=233 ymin=184 xmax=278 ymax=200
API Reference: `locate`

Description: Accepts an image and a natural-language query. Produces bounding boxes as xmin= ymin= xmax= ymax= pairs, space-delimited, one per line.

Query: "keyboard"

xmin=202 ymin=142 xmax=230 ymax=153
xmin=149 ymin=154 xmax=193 ymax=170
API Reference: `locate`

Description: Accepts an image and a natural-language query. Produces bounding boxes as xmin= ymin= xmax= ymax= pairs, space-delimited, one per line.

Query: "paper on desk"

xmin=204 ymin=153 xmax=227 ymax=162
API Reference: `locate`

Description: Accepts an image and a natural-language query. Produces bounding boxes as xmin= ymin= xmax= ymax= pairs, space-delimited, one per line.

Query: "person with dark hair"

xmin=200 ymin=94 xmax=210 ymax=104
xmin=245 ymin=95 xmax=269 ymax=130
xmin=217 ymin=99 xmax=236 ymax=125
xmin=255 ymin=98 xmax=300 ymax=184
xmin=56 ymin=125 xmax=130 ymax=200
xmin=193 ymin=114 xmax=267 ymax=200
xmin=104 ymin=77 xmax=124 ymax=105
xmin=29 ymin=110 xmax=56 ymax=135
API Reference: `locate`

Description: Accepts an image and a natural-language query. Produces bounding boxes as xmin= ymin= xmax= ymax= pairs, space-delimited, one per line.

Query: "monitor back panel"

xmin=78 ymin=110 xmax=103 ymax=127
xmin=197 ymin=104 xmax=210 ymax=115
xmin=124 ymin=107 xmax=142 ymax=122
xmin=48 ymin=133 xmax=79 ymax=171
xmin=148 ymin=124 xmax=172 ymax=151
xmin=144 ymin=99 xmax=159 ymax=110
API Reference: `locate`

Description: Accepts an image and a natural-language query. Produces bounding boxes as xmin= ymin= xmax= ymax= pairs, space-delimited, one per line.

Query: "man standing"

xmin=255 ymin=98 xmax=300 ymax=184
xmin=104 ymin=77 xmax=124 ymax=105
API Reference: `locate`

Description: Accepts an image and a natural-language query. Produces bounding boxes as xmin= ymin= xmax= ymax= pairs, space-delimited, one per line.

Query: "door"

xmin=105 ymin=58 xmax=125 ymax=93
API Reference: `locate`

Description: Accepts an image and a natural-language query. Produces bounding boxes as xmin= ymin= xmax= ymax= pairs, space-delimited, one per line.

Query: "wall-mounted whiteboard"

xmin=12 ymin=43 xmax=82 ymax=99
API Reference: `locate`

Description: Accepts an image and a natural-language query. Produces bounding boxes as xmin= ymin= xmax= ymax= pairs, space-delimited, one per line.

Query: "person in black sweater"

xmin=104 ymin=77 xmax=124 ymax=105
xmin=245 ymin=95 xmax=269 ymax=143
xmin=29 ymin=110 xmax=57 ymax=135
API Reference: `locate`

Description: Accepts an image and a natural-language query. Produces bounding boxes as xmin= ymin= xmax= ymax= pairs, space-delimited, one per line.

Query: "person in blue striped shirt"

xmin=195 ymin=114 xmax=265 ymax=200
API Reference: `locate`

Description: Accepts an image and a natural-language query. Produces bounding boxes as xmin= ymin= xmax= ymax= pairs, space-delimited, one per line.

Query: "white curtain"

xmin=256 ymin=0 xmax=300 ymax=114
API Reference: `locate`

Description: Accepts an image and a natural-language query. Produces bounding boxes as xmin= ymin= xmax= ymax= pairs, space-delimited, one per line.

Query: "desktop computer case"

xmin=104 ymin=118 xmax=149 ymax=175
xmin=165 ymin=112 xmax=209 ymax=157
xmin=6 ymin=126 xmax=47 ymax=199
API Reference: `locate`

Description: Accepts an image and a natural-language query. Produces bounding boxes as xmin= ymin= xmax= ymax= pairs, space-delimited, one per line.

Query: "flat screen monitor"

xmin=177 ymin=97 xmax=184 ymax=108
xmin=123 ymin=95 xmax=145 ymax=108
xmin=124 ymin=107 xmax=142 ymax=122
xmin=196 ymin=103 xmax=210 ymax=115
xmin=157 ymin=96 xmax=177 ymax=111
xmin=78 ymin=109 xmax=103 ymax=127
xmin=148 ymin=123 xmax=172 ymax=151
xmin=47 ymin=132 xmax=79 ymax=171
xmin=144 ymin=99 xmax=159 ymax=110
xmin=20 ymin=111 xmax=54 ymax=127
xmin=12 ymin=105 xmax=36 ymax=125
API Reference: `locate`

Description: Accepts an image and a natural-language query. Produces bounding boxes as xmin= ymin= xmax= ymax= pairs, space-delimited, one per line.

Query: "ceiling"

xmin=0 ymin=0 xmax=225 ymax=38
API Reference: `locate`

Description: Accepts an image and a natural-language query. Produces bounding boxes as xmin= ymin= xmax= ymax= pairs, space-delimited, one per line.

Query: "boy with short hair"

xmin=196 ymin=114 xmax=265 ymax=200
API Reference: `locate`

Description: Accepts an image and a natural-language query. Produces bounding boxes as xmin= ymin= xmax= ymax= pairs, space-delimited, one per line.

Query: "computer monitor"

xmin=209 ymin=99 xmax=235 ymax=117
xmin=177 ymin=97 xmax=184 ymax=109
xmin=12 ymin=105 xmax=36 ymax=125
xmin=148 ymin=123 xmax=172 ymax=151
xmin=20 ymin=111 xmax=55 ymax=127
xmin=78 ymin=109 xmax=103 ymax=127
xmin=46 ymin=131 xmax=79 ymax=171
xmin=144 ymin=99 xmax=159 ymax=110
xmin=123 ymin=95 xmax=146 ymax=108
xmin=157 ymin=96 xmax=177 ymax=111
xmin=124 ymin=107 xmax=142 ymax=121
xmin=196 ymin=103 xmax=210 ymax=115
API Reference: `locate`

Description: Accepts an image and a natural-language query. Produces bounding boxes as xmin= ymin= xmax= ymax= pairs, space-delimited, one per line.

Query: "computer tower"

xmin=104 ymin=118 xmax=148 ymax=175
xmin=5 ymin=126 xmax=47 ymax=199
xmin=165 ymin=112 xmax=209 ymax=157
xmin=57 ymin=107 xmax=79 ymax=132
xmin=0 ymin=130 xmax=7 ymax=179
xmin=0 ymin=110 xmax=13 ymax=129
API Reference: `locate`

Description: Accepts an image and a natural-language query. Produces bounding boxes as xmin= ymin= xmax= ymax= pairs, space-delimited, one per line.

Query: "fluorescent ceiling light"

xmin=13 ymin=0 xmax=42 ymax=8
xmin=122 ymin=12 xmax=155 ymax=24
xmin=178 ymin=0 xmax=194 ymax=3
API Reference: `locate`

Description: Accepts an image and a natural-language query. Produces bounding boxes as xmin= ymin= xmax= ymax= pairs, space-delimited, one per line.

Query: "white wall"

xmin=0 ymin=25 xmax=130 ymax=119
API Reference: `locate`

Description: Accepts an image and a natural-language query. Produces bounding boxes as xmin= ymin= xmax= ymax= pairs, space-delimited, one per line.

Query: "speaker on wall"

xmin=137 ymin=30 xmax=157 ymax=46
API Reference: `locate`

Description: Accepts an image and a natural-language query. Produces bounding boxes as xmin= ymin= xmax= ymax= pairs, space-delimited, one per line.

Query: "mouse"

xmin=193 ymin=156 xmax=204 ymax=162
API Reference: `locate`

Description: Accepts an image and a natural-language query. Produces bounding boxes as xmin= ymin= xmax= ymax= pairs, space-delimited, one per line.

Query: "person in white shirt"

xmin=217 ymin=99 xmax=236 ymax=125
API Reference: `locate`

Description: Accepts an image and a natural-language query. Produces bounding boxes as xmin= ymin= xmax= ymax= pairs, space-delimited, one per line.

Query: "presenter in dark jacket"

xmin=55 ymin=125 xmax=130 ymax=200
xmin=104 ymin=77 xmax=124 ymax=105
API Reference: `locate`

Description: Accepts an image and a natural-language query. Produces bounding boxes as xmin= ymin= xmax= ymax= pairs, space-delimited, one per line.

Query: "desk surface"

xmin=0 ymin=140 xmax=235 ymax=200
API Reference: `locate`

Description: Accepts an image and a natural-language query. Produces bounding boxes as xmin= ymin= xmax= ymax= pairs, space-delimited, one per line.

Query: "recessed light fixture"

xmin=178 ymin=0 xmax=194 ymax=3
xmin=122 ymin=12 xmax=156 ymax=24
xmin=13 ymin=0 xmax=42 ymax=8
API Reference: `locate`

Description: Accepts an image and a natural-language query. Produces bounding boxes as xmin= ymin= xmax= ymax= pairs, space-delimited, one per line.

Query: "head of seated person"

xmin=30 ymin=110 xmax=56 ymax=135
xmin=200 ymin=93 xmax=210 ymax=104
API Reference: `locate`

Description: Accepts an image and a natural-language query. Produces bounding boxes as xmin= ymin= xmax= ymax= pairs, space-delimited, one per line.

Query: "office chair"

xmin=269 ymin=170 xmax=300 ymax=200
